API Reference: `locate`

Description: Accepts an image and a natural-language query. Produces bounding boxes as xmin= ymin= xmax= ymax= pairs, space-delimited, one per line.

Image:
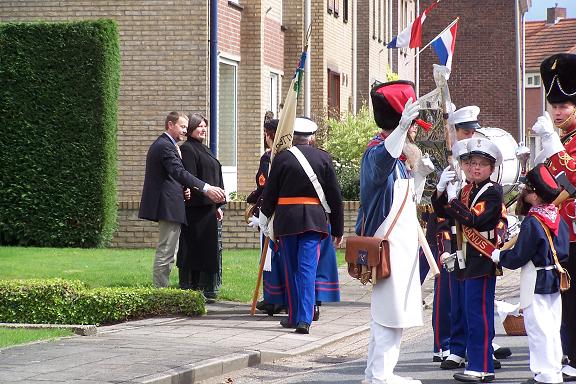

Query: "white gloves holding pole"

xmin=384 ymin=98 xmax=420 ymax=158
xmin=531 ymin=112 xmax=564 ymax=163
xmin=437 ymin=166 xmax=456 ymax=193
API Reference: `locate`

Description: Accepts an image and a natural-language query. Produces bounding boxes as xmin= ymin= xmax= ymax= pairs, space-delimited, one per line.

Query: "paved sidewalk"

xmin=0 ymin=265 xmax=524 ymax=384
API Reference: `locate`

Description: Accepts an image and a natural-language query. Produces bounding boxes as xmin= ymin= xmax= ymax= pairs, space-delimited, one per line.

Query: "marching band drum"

xmin=474 ymin=127 xmax=521 ymax=196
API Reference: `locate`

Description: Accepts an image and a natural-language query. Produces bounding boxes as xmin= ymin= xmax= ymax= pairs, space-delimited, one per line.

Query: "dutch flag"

xmin=431 ymin=21 xmax=458 ymax=70
xmin=387 ymin=1 xmax=440 ymax=49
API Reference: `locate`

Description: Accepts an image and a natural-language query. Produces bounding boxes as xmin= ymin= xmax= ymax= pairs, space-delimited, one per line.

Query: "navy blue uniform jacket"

xmin=260 ymin=145 xmax=344 ymax=238
xmin=500 ymin=215 xmax=569 ymax=294
xmin=139 ymin=133 xmax=206 ymax=225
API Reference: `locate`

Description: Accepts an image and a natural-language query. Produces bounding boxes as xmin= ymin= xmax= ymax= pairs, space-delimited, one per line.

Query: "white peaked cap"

xmin=293 ymin=117 xmax=318 ymax=134
xmin=451 ymin=138 xmax=471 ymax=159
xmin=448 ymin=106 xmax=481 ymax=130
xmin=466 ymin=137 xmax=503 ymax=167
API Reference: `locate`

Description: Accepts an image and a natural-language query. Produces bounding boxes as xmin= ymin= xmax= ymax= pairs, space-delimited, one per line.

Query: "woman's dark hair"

xmin=187 ymin=113 xmax=208 ymax=137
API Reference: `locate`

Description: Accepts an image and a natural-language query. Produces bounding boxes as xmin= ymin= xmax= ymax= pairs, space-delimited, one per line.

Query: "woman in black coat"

xmin=177 ymin=113 xmax=225 ymax=301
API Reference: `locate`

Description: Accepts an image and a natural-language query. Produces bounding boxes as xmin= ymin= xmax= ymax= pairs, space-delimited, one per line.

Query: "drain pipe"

xmin=209 ymin=0 xmax=219 ymax=155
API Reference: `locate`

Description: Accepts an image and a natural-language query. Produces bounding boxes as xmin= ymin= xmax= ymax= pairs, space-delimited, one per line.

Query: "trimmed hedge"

xmin=0 ymin=20 xmax=121 ymax=247
xmin=0 ymin=279 xmax=206 ymax=325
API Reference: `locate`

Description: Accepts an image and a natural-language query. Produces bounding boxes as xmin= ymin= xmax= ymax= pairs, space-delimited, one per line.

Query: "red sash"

xmin=460 ymin=183 xmax=496 ymax=259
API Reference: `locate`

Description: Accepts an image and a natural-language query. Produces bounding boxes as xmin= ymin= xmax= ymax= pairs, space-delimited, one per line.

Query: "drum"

xmin=474 ymin=127 xmax=521 ymax=195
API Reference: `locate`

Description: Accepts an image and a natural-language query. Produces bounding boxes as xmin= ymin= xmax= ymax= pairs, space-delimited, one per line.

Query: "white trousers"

xmin=365 ymin=320 xmax=403 ymax=384
xmin=153 ymin=220 xmax=181 ymax=288
xmin=524 ymin=292 xmax=563 ymax=383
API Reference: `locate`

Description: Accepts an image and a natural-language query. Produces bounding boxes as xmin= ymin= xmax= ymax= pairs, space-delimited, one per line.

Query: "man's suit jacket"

xmin=139 ymin=133 xmax=206 ymax=224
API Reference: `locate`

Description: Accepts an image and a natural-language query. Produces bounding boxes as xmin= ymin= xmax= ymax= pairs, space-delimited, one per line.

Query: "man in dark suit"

xmin=259 ymin=117 xmax=344 ymax=334
xmin=139 ymin=111 xmax=226 ymax=288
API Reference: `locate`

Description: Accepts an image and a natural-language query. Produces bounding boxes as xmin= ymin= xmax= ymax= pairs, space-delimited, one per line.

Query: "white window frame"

xmin=218 ymin=57 xmax=238 ymax=194
xmin=525 ymin=73 xmax=541 ymax=89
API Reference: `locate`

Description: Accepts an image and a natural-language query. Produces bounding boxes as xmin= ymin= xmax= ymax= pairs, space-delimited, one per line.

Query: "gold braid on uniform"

xmin=557 ymin=151 xmax=576 ymax=172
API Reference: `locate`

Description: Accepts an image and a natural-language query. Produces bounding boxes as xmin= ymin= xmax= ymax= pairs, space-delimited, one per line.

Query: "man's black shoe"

xmin=256 ymin=300 xmax=267 ymax=311
xmin=564 ymin=373 xmax=576 ymax=382
xmin=453 ymin=373 xmax=495 ymax=383
xmin=280 ymin=319 xmax=295 ymax=329
xmin=432 ymin=355 xmax=444 ymax=362
xmin=295 ymin=322 xmax=310 ymax=334
xmin=440 ymin=358 xmax=465 ymax=370
xmin=493 ymin=346 xmax=512 ymax=359
xmin=313 ymin=305 xmax=320 ymax=321
xmin=493 ymin=359 xmax=501 ymax=369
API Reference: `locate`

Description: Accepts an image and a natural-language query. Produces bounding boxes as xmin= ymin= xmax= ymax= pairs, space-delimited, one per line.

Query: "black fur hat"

xmin=370 ymin=80 xmax=416 ymax=130
xmin=525 ymin=164 xmax=561 ymax=204
xmin=540 ymin=53 xmax=576 ymax=105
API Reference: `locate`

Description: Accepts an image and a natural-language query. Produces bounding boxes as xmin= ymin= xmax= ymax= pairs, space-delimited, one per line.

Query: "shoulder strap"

xmin=287 ymin=147 xmax=331 ymax=213
xmin=534 ymin=216 xmax=565 ymax=273
xmin=372 ymin=181 xmax=411 ymax=239
xmin=470 ymin=182 xmax=493 ymax=207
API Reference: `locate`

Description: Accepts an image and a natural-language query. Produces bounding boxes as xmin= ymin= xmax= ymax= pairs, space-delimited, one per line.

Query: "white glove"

xmin=531 ymin=112 xmax=555 ymax=137
xmin=398 ymin=97 xmax=420 ymax=132
xmin=437 ymin=166 xmax=456 ymax=193
xmin=446 ymin=181 xmax=459 ymax=202
xmin=415 ymin=153 xmax=435 ymax=177
xmin=531 ymin=112 xmax=564 ymax=159
xmin=247 ymin=215 xmax=259 ymax=231
xmin=258 ymin=211 xmax=270 ymax=237
xmin=491 ymin=249 xmax=500 ymax=264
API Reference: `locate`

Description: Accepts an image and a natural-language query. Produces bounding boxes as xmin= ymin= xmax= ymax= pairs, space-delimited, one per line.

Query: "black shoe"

xmin=564 ymin=373 xmax=576 ymax=382
xmin=203 ymin=294 xmax=216 ymax=304
xmin=432 ymin=355 xmax=444 ymax=362
xmin=295 ymin=322 xmax=310 ymax=334
xmin=256 ymin=300 xmax=268 ymax=311
xmin=493 ymin=358 xmax=501 ymax=369
xmin=313 ymin=305 xmax=320 ymax=321
xmin=440 ymin=358 xmax=465 ymax=370
xmin=280 ymin=319 xmax=295 ymax=329
xmin=453 ymin=373 xmax=495 ymax=383
xmin=493 ymin=346 xmax=512 ymax=359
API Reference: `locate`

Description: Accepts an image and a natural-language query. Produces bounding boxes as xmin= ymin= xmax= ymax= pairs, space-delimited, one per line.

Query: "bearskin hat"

xmin=540 ymin=53 xmax=576 ymax=105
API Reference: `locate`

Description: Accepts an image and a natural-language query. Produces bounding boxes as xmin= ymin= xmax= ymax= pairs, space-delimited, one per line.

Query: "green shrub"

xmin=0 ymin=279 xmax=205 ymax=325
xmin=0 ymin=20 xmax=121 ymax=247
xmin=322 ymin=106 xmax=379 ymax=200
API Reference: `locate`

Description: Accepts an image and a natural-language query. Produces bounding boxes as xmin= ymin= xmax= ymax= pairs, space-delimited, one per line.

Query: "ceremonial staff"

xmin=250 ymin=27 xmax=311 ymax=315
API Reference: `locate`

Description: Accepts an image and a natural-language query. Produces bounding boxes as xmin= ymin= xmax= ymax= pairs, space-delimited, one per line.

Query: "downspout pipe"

xmin=209 ymin=0 xmax=218 ymax=155
xmin=304 ymin=0 xmax=311 ymax=117
xmin=515 ymin=0 xmax=523 ymax=144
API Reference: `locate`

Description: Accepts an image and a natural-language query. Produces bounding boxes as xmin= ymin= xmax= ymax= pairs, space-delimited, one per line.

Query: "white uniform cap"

xmin=466 ymin=137 xmax=503 ymax=167
xmin=293 ymin=117 xmax=318 ymax=135
xmin=448 ymin=106 xmax=481 ymax=130
xmin=451 ymin=138 xmax=471 ymax=160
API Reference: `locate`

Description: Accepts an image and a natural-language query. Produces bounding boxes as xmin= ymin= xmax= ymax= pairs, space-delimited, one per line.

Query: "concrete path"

xmin=0 ymin=264 xmax=524 ymax=384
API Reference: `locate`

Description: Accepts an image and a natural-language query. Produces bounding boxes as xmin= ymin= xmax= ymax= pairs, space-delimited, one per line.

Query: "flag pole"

xmin=404 ymin=17 xmax=459 ymax=66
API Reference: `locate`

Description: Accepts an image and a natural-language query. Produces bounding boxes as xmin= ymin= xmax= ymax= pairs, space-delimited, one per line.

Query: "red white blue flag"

xmin=431 ymin=20 xmax=458 ymax=70
xmin=387 ymin=1 xmax=440 ymax=49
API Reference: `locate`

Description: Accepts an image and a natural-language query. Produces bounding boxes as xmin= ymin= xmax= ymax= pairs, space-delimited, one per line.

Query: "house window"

xmin=327 ymin=69 xmax=341 ymax=119
xmin=218 ymin=60 xmax=237 ymax=167
xmin=270 ymin=72 xmax=279 ymax=118
xmin=327 ymin=0 xmax=334 ymax=14
xmin=526 ymin=73 xmax=541 ymax=88
xmin=334 ymin=0 xmax=339 ymax=17
xmin=343 ymin=0 xmax=348 ymax=23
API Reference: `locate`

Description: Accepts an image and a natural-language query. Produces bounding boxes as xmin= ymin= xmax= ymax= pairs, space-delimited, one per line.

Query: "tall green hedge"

xmin=0 ymin=20 xmax=120 ymax=247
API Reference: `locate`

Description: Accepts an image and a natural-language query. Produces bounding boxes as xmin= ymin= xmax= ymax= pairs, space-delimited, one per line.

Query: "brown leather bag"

xmin=345 ymin=185 xmax=409 ymax=285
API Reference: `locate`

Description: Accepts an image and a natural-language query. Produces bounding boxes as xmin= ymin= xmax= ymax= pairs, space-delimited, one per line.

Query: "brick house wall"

xmin=0 ymin=0 xmax=211 ymax=204
xmin=112 ymin=201 xmax=360 ymax=248
xmin=418 ymin=0 xmax=520 ymax=140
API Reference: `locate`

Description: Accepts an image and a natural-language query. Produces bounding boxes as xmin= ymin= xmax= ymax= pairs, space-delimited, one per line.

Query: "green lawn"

xmin=0 ymin=327 xmax=73 ymax=348
xmin=0 ymin=246 xmax=344 ymax=302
